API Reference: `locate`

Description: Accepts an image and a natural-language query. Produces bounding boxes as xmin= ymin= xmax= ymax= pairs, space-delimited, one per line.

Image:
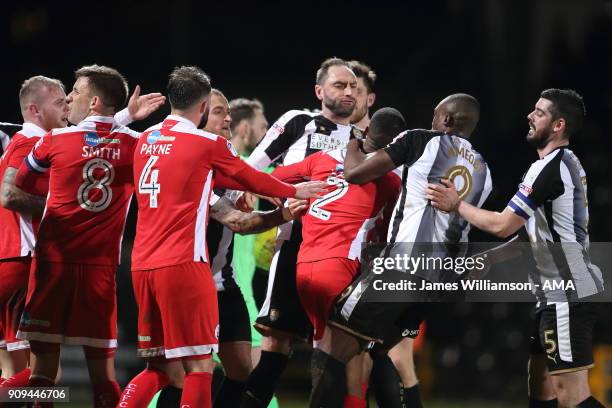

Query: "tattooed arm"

xmin=0 ymin=167 xmax=45 ymax=216
xmin=210 ymin=195 xmax=307 ymax=235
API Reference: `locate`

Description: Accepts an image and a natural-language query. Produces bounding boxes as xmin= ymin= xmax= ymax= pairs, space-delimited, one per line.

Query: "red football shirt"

xmin=16 ymin=116 xmax=139 ymax=265
xmin=0 ymin=123 xmax=48 ymax=259
xmin=272 ymin=149 xmax=401 ymax=263
xmin=132 ymin=115 xmax=265 ymax=270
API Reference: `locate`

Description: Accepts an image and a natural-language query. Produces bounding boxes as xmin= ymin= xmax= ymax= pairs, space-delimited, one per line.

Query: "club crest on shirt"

xmin=270 ymin=309 xmax=280 ymax=322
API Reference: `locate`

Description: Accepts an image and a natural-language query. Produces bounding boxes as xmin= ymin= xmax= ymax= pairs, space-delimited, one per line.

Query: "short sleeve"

xmin=384 ymin=130 xmax=434 ymax=167
xmin=507 ymin=155 xmax=563 ymax=220
xmin=25 ymin=132 xmax=52 ymax=173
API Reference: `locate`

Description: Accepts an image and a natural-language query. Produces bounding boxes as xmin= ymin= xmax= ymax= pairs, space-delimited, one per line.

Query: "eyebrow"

xmin=535 ymin=108 xmax=547 ymax=114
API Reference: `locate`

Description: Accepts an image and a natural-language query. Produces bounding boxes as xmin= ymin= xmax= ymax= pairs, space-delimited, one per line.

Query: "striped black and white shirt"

xmin=0 ymin=123 xmax=22 ymax=158
xmin=247 ymin=110 xmax=357 ymax=241
xmin=384 ymin=130 xmax=492 ymax=281
xmin=207 ymin=191 xmax=239 ymax=292
xmin=507 ymin=147 xmax=604 ymax=302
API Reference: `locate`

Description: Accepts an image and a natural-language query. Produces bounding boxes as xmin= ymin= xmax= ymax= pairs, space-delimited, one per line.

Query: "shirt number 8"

xmin=77 ymin=158 xmax=115 ymax=212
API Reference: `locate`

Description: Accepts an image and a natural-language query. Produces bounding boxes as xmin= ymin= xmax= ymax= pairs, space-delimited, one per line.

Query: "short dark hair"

xmin=368 ymin=107 xmax=406 ymax=146
xmin=229 ymin=98 xmax=264 ymax=131
xmin=75 ymin=65 xmax=128 ymax=113
xmin=540 ymin=88 xmax=586 ymax=138
xmin=316 ymin=57 xmax=350 ymax=85
xmin=167 ymin=66 xmax=212 ymax=110
xmin=348 ymin=60 xmax=376 ymax=93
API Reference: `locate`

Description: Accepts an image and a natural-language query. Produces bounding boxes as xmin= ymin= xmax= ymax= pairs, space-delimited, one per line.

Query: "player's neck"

xmin=22 ymin=116 xmax=48 ymax=132
xmin=322 ymin=108 xmax=351 ymax=126
xmin=537 ymin=138 xmax=569 ymax=159
xmin=352 ymin=115 xmax=370 ymax=131
xmin=170 ymin=110 xmax=200 ymax=129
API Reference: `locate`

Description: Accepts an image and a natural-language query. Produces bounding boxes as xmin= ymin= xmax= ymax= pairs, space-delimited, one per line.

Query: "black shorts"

xmin=254 ymin=223 xmax=312 ymax=341
xmin=218 ymin=285 xmax=251 ymax=343
xmin=329 ymin=270 xmax=429 ymax=349
xmin=530 ymin=302 xmax=601 ymax=374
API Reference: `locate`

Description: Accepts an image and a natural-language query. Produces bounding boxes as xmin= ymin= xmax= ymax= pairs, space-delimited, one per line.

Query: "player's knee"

xmin=262 ymin=335 xmax=292 ymax=354
xmin=83 ymin=346 xmax=116 ymax=360
xmin=551 ymin=374 xmax=590 ymax=407
xmin=182 ymin=353 xmax=214 ymax=374
xmin=29 ymin=341 xmax=60 ymax=356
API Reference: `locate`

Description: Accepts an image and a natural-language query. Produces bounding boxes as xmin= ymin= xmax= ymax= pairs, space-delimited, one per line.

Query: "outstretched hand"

xmin=425 ymin=178 xmax=460 ymax=212
xmin=128 ymin=85 xmax=166 ymax=121
xmin=294 ymin=181 xmax=328 ymax=200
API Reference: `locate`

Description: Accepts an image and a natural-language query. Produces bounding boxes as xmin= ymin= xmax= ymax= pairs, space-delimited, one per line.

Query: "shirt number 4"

xmin=139 ymin=156 xmax=161 ymax=208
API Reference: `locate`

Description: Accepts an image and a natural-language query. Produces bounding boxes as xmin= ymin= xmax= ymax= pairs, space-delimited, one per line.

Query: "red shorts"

xmin=0 ymin=258 xmax=30 ymax=350
xmin=17 ymin=260 xmax=117 ymax=348
xmin=296 ymin=258 xmax=360 ymax=341
xmin=132 ymin=262 xmax=219 ymax=359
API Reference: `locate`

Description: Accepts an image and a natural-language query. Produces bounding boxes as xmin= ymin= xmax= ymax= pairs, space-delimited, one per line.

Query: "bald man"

xmin=308 ymin=94 xmax=492 ymax=407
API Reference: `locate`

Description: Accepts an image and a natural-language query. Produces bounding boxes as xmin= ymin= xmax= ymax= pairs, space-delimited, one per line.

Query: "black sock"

xmin=403 ymin=384 xmax=423 ymax=408
xmin=211 ymin=366 xmax=225 ymax=401
xmin=156 ymin=385 xmax=182 ymax=408
xmin=214 ymin=377 xmax=246 ymax=408
xmin=309 ymin=349 xmax=346 ymax=408
xmin=577 ymin=396 xmax=606 ymax=408
xmin=371 ymin=354 xmax=404 ymax=408
xmin=240 ymin=351 xmax=289 ymax=407
xmin=529 ymin=398 xmax=558 ymax=408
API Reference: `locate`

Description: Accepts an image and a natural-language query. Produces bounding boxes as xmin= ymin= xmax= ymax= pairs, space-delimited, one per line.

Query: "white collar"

xmin=21 ymin=122 xmax=47 ymax=136
xmin=166 ymin=114 xmax=198 ymax=129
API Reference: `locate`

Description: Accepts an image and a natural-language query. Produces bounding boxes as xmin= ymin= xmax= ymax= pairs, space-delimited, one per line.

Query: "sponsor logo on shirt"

xmin=270 ymin=123 xmax=284 ymax=136
xmin=519 ymin=183 xmax=533 ymax=196
xmin=146 ymin=130 xmax=176 ymax=144
xmin=445 ymin=165 xmax=473 ymax=199
xmin=227 ymin=140 xmax=238 ymax=157
xmin=83 ymin=132 xmax=120 ymax=147
xmin=402 ymin=329 xmax=419 ymax=337
xmin=309 ymin=133 xmax=348 ymax=151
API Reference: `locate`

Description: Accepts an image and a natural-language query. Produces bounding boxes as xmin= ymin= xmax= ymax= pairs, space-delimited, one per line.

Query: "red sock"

xmin=92 ymin=380 xmax=121 ymax=408
xmin=0 ymin=367 xmax=31 ymax=388
xmin=344 ymin=394 xmax=367 ymax=408
xmin=180 ymin=372 xmax=212 ymax=408
xmin=117 ymin=369 xmax=169 ymax=407
xmin=28 ymin=376 xmax=55 ymax=408
xmin=361 ymin=381 xmax=369 ymax=398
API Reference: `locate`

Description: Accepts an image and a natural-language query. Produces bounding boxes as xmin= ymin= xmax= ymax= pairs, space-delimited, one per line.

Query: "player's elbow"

xmin=343 ymin=169 xmax=364 ymax=184
xmin=0 ymin=194 xmax=10 ymax=209
xmin=492 ymin=223 xmax=514 ymax=239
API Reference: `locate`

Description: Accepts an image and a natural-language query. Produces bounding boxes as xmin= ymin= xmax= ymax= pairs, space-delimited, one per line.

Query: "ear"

xmin=314 ymin=84 xmax=323 ymax=101
xmin=442 ymin=114 xmax=454 ymax=128
xmin=367 ymin=92 xmax=376 ymax=108
xmin=553 ymin=118 xmax=565 ymax=133
xmin=200 ymin=98 xmax=209 ymax=114
xmin=89 ymin=95 xmax=100 ymax=111
xmin=27 ymin=104 xmax=40 ymax=117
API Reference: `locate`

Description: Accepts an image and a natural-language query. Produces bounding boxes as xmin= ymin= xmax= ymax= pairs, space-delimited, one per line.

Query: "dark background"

xmin=1 ymin=0 xmax=611 ymax=404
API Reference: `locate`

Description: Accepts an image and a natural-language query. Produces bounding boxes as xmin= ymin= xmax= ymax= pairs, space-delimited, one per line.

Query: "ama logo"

xmin=84 ymin=132 xmax=100 ymax=147
xmin=147 ymin=130 xmax=162 ymax=144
